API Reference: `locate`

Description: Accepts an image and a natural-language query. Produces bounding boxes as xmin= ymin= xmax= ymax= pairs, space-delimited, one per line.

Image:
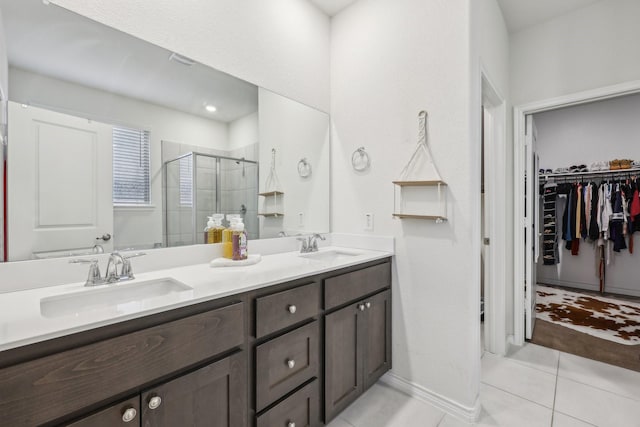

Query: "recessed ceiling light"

xmin=169 ymin=52 xmax=195 ymax=66
xmin=205 ymin=105 xmax=217 ymax=113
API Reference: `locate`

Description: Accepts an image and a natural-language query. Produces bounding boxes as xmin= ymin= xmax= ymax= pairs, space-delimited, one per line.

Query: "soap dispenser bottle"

xmin=232 ymin=217 xmax=248 ymax=261
xmin=223 ymin=215 xmax=238 ymax=259
xmin=211 ymin=214 xmax=225 ymax=243
xmin=204 ymin=216 xmax=214 ymax=244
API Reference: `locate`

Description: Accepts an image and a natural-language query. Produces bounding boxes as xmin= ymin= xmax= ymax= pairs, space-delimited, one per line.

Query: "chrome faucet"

xmin=297 ymin=233 xmax=326 ymax=253
xmin=70 ymin=252 xmax=146 ymax=286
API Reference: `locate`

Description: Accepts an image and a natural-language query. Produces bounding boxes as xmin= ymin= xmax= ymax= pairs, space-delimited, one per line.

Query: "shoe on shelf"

xmin=610 ymin=159 xmax=621 ymax=170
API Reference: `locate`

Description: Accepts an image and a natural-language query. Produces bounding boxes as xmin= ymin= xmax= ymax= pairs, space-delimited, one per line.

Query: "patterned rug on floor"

xmin=536 ymin=285 xmax=640 ymax=345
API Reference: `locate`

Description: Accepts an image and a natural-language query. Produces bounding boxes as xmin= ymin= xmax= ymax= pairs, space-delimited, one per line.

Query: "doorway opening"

xmin=514 ymin=80 xmax=640 ymax=372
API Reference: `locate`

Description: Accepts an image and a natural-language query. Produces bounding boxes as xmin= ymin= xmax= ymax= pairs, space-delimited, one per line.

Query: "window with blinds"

xmin=112 ymin=126 xmax=151 ymax=205
xmin=179 ymin=155 xmax=193 ymax=206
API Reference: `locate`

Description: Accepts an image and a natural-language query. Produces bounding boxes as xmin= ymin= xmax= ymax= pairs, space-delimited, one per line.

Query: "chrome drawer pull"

xmin=288 ymin=305 xmax=297 ymax=314
xmin=358 ymin=304 xmax=365 ymax=311
xmin=287 ymin=359 xmax=296 ymax=369
xmin=148 ymin=396 xmax=162 ymax=410
xmin=365 ymin=302 xmax=371 ymax=309
xmin=287 ymin=421 xmax=296 ymax=427
xmin=122 ymin=407 xmax=137 ymax=423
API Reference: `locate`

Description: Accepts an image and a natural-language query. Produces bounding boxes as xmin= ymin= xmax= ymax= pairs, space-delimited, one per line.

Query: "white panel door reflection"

xmin=7 ymin=102 xmax=113 ymax=260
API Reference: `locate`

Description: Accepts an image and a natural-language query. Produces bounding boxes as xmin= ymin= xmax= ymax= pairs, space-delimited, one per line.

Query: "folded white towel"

xmin=210 ymin=254 xmax=262 ymax=267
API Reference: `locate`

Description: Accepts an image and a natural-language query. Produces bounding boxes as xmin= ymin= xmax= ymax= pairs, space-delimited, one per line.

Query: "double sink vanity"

xmin=0 ymin=243 xmax=393 ymax=427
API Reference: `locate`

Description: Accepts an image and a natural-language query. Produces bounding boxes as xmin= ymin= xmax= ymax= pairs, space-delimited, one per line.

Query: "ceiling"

xmin=1 ymin=0 xmax=258 ymax=123
xmin=308 ymin=0 xmax=358 ymax=16
xmin=496 ymin=0 xmax=601 ymax=33
xmin=310 ymin=0 xmax=602 ymax=33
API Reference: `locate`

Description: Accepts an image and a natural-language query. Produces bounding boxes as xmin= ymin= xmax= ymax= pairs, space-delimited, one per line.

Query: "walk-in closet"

xmin=531 ymin=92 xmax=640 ymax=372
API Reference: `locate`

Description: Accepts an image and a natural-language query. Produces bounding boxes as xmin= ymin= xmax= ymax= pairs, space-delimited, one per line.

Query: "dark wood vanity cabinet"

xmin=0 ymin=299 xmax=247 ymax=427
xmin=324 ymin=265 xmax=392 ymax=423
xmin=0 ymin=257 xmax=391 ymax=427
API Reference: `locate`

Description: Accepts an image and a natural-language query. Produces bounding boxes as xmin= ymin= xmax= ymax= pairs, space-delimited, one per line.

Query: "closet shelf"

xmin=539 ymin=167 xmax=640 ymax=181
xmin=259 ymin=191 xmax=284 ymax=197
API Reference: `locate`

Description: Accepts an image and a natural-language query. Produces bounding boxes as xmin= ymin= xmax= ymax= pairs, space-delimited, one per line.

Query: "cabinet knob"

xmin=148 ymin=395 xmax=162 ymax=410
xmin=358 ymin=304 xmax=365 ymax=311
xmin=122 ymin=407 xmax=137 ymax=423
xmin=365 ymin=302 xmax=371 ymax=309
xmin=287 ymin=359 xmax=296 ymax=369
xmin=287 ymin=422 xmax=296 ymax=427
xmin=288 ymin=305 xmax=297 ymax=314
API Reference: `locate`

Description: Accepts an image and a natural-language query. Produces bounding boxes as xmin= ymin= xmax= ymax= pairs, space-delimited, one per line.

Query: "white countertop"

xmin=0 ymin=246 xmax=392 ymax=353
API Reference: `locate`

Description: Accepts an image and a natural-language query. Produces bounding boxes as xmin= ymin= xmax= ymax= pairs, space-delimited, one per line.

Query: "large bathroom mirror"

xmin=0 ymin=0 xmax=330 ymax=261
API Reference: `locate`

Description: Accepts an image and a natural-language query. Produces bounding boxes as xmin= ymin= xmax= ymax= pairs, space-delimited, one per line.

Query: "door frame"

xmin=480 ymin=67 xmax=508 ymax=356
xmin=512 ymin=79 xmax=640 ymax=345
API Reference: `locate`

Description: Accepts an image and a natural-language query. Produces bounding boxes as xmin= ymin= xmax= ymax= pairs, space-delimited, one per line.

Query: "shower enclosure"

xmin=164 ymin=152 xmax=259 ymax=247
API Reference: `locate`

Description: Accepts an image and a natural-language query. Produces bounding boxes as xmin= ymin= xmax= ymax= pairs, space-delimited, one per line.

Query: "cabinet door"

xmin=363 ymin=290 xmax=392 ymax=389
xmin=141 ymin=352 xmax=246 ymax=427
xmin=66 ymin=397 xmax=140 ymax=427
xmin=324 ymin=303 xmax=363 ymax=422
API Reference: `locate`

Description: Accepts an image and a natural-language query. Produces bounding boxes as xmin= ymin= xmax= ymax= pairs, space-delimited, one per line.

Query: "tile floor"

xmin=327 ymin=342 xmax=640 ymax=426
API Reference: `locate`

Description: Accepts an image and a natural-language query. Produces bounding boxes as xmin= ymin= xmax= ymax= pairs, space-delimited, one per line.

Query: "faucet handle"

xmin=296 ymin=237 xmax=309 ymax=252
xmin=121 ymin=252 xmax=146 ymax=280
xmin=69 ymin=259 xmax=103 ymax=287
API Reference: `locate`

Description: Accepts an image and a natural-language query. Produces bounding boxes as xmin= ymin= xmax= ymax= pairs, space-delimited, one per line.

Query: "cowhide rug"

xmin=536 ymin=285 xmax=640 ymax=345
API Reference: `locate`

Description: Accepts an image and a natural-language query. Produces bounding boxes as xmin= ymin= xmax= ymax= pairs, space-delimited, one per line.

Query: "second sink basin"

xmin=40 ymin=278 xmax=193 ymax=318
xmin=298 ymin=248 xmax=362 ymax=263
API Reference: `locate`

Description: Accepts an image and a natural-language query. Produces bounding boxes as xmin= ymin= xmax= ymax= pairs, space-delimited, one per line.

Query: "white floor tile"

xmin=477 ymin=383 xmax=552 ymax=427
xmin=326 ymin=416 xmax=356 ymax=427
xmin=481 ymin=352 xmax=557 ymax=408
xmin=338 ymin=383 xmax=446 ymax=427
xmin=552 ymin=412 xmax=595 ymax=427
xmin=555 ymin=377 xmax=640 ymax=426
xmin=506 ymin=343 xmax=560 ymax=375
xmin=558 ymin=352 xmax=640 ymax=401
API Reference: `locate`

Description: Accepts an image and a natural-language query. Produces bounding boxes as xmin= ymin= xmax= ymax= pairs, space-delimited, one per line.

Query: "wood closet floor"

xmin=530 ymin=286 xmax=640 ymax=373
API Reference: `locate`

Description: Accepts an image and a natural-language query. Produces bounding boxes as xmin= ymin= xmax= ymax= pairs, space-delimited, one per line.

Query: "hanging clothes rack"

xmin=539 ymin=167 xmax=640 ymax=183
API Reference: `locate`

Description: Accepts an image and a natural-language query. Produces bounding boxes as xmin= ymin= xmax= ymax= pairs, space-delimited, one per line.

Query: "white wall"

xmin=510 ymin=0 xmax=640 ymax=107
xmin=50 ymin=0 xmax=331 ymax=113
xmin=535 ymin=93 xmax=640 ymax=296
xmin=331 ymin=0 xmax=479 ymax=414
xmin=229 ymin=112 xmax=259 ymax=151
xmin=9 ymin=67 xmax=229 ymax=250
xmin=258 ymin=88 xmax=330 ymax=239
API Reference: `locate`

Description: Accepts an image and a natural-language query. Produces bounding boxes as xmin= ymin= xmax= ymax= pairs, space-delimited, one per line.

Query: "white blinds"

xmin=179 ymin=155 xmax=193 ymax=206
xmin=112 ymin=126 xmax=150 ymax=204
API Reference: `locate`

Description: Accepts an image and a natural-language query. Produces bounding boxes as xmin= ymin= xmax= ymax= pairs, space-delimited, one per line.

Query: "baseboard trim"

xmin=379 ymin=371 xmax=481 ymax=423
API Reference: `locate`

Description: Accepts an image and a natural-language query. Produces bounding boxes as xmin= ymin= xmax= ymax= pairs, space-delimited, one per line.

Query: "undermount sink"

xmin=299 ymin=248 xmax=362 ymax=262
xmin=40 ymin=278 xmax=193 ymax=318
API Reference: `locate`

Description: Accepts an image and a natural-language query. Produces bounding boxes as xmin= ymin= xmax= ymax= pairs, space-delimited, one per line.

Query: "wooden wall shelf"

xmin=259 ymin=191 xmax=284 ymax=197
xmin=258 ymin=212 xmax=284 ymax=218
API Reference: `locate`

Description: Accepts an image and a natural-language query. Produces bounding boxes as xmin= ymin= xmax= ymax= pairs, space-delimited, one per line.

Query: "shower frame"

xmin=163 ymin=151 xmax=259 ymax=245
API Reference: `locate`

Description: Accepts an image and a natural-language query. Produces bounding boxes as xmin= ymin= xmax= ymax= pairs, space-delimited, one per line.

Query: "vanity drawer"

xmin=255 ymin=321 xmax=319 ymax=411
xmin=256 ymin=282 xmax=320 ymax=338
xmin=324 ymin=262 xmax=391 ymax=310
xmin=0 ymin=301 xmax=244 ymax=427
xmin=256 ymin=379 xmax=320 ymax=427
